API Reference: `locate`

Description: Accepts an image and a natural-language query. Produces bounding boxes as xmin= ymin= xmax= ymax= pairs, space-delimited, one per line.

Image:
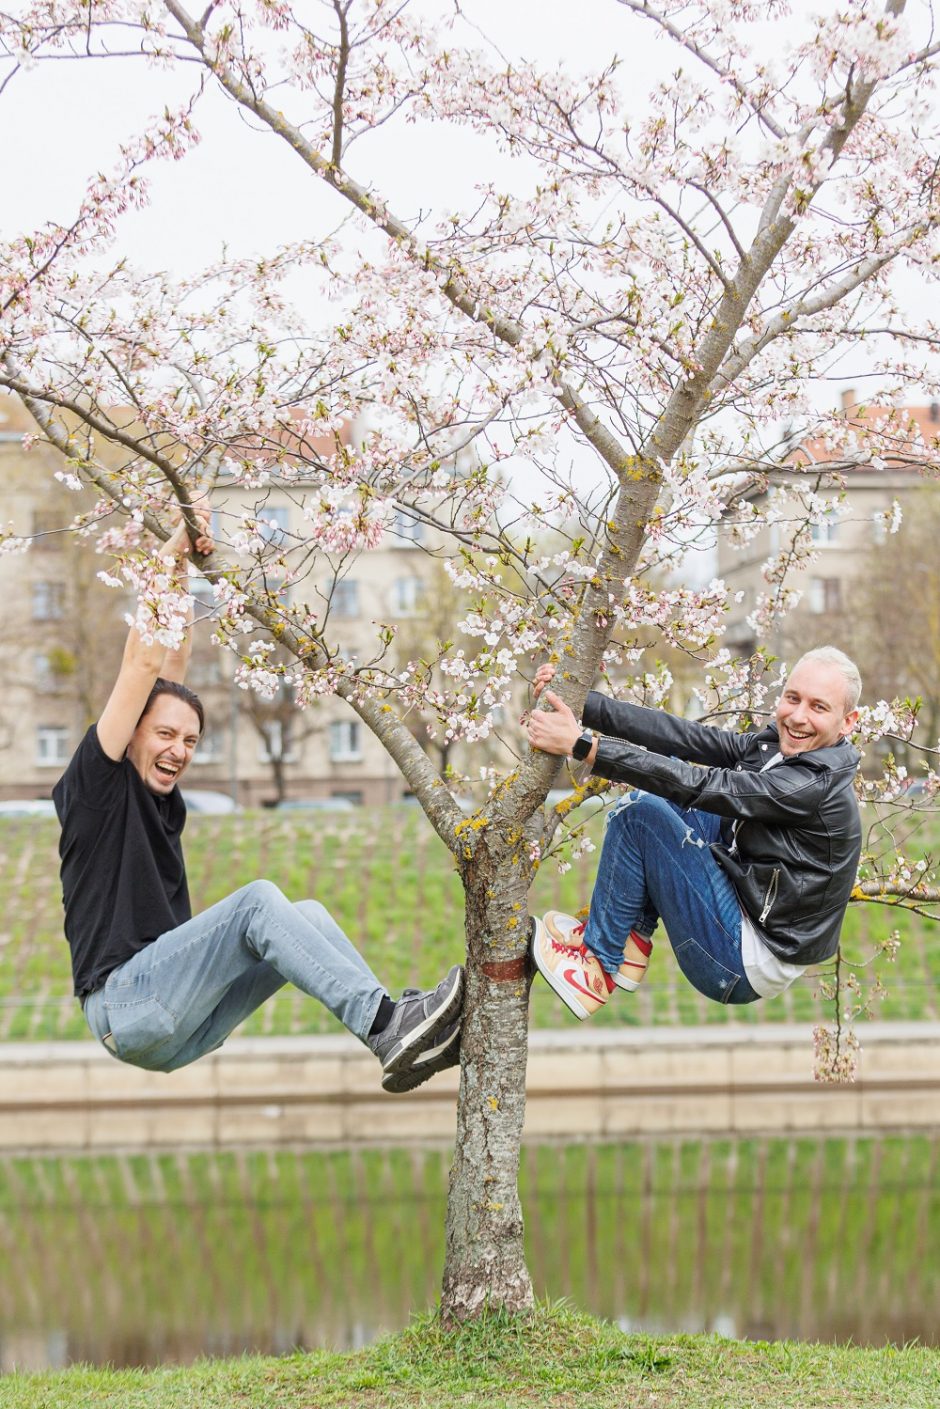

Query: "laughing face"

xmin=775 ymin=659 xmax=859 ymax=757
xmin=126 ymin=694 xmax=201 ymax=795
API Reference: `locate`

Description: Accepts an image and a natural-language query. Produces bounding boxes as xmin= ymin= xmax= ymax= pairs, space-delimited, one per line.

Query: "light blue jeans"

xmin=583 ymin=792 xmax=760 ymax=1005
xmin=83 ymin=880 xmax=386 ymax=1071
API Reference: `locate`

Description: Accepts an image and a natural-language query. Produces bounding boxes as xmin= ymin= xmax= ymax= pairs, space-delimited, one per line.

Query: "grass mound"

xmin=2 ymin=1305 xmax=938 ymax=1408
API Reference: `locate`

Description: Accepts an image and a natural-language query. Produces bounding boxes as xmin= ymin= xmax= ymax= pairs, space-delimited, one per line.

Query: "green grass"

xmin=0 ymin=805 xmax=936 ymax=1042
xmin=2 ymin=1305 xmax=938 ymax=1408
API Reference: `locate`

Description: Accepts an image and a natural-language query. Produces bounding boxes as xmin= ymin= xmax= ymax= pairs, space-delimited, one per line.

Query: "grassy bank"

xmin=2 ymin=1306 xmax=938 ymax=1409
xmin=1 ymin=806 xmax=938 ymax=1042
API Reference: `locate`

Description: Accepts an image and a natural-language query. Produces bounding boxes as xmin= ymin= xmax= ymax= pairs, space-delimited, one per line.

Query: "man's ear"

xmin=840 ymin=709 xmax=860 ymax=738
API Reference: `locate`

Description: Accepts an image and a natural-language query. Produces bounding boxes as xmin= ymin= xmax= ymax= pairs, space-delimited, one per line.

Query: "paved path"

xmin=2 ymin=1022 xmax=939 ymax=1153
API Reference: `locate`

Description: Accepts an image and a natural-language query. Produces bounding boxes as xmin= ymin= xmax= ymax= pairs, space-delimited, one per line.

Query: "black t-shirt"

xmin=53 ymin=725 xmax=192 ymax=998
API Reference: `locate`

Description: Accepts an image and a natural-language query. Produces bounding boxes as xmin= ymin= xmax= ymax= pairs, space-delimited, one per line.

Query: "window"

xmin=31 ymin=510 xmax=62 ymax=550
xmin=331 ymin=579 xmax=360 ymax=618
xmin=188 ymin=565 xmax=217 ymax=611
xmin=34 ymin=652 xmax=59 ymax=693
xmin=32 ymin=581 xmax=66 ymax=620
xmin=329 ymin=720 xmax=362 ymax=762
xmin=191 ymin=723 xmax=225 ymax=764
xmin=391 ymin=509 xmax=424 ymax=545
xmin=36 ymin=725 xmax=69 ymax=766
xmin=187 ymin=653 xmax=225 ymax=688
xmin=331 ymin=790 xmax=363 ymax=806
xmin=392 ymin=576 xmax=424 ymax=615
xmin=258 ymin=505 xmax=290 ymax=546
xmin=257 ymin=720 xmax=299 ymax=764
xmin=810 ymin=516 xmax=839 ymax=546
xmin=807 ymin=577 xmax=842 ymax=614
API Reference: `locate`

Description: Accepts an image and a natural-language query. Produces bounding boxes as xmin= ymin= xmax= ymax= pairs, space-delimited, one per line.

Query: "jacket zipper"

xmin=759 ymin=869 xmax=780 ymax=925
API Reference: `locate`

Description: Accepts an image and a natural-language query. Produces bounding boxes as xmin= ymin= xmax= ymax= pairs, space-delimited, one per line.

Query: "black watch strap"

xmin=570 ymin=729 xmax=595 ymax=762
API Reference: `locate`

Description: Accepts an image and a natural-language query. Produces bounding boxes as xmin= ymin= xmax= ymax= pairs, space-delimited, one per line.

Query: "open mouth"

xmin=154 ymin=761 xmax=180 ymax=781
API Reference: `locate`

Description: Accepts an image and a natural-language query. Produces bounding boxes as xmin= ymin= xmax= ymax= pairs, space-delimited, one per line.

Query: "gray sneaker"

xmin=368 ymin=965 xmax=463 ymax=1075
xmin=381 ymin=1017 xmax=462 ymax=1094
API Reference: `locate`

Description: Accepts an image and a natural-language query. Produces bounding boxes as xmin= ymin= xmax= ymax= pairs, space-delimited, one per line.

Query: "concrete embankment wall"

xmin=2 ymin=1023 xmax=939 ymax=1154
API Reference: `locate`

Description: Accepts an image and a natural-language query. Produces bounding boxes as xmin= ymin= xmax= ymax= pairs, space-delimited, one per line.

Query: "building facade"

xmin=717 ymin=395 xmax=940 ymax=669
xmin=0 ymin=398 xmax=494 ymax=807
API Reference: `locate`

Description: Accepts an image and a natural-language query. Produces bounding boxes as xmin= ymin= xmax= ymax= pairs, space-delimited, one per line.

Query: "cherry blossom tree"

xmin=3 ymin=0 xmax=940 ymax=1320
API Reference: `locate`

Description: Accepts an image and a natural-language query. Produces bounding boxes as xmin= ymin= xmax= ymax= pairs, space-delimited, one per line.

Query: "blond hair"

xmin=792 ymin=646 xmax=862 ymax=713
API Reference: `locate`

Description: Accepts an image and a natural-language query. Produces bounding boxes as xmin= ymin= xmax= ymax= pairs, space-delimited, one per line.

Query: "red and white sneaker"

xmin=612 ymin=929 xmax=653 ymax=992
xmin=531 ymin=915 xmax=613 ymax=1020
xmin=542 ymin=910 xmax=652 ymax=994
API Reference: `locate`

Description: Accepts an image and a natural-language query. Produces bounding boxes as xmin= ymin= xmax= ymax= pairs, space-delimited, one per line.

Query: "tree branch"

xmin=717 ymin=248 xmax=900 ymax=387
xmin=330 ymin=0 xmax=351 ymax=171
xmin=615 ymin=0 xmax=786 ymax=140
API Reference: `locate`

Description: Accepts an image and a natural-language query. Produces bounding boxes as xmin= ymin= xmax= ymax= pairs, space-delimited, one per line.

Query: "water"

xmin=1 ymin=1134 xmax=938 ymax=1371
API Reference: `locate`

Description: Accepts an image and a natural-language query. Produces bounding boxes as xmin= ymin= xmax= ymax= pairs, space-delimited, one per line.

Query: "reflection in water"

xmin=1 ymin=1135 xmax=938 ymax=1371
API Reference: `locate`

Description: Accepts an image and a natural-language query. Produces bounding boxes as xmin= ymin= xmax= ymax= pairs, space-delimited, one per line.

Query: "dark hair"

xmin=138 ymin=678 xmax=205 ymax=735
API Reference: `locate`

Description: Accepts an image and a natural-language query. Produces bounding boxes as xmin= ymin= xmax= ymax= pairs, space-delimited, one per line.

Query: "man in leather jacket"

xmin=525 ymin=647 xmax=862 ymax=1017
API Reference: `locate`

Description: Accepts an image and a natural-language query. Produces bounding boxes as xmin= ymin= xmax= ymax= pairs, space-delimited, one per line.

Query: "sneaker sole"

xmin=531 ymin=918 xmax=593 ymax=1021
xmin=381 ymin=966 xmax=464 ymax=1074
xmin=612 ymin=971 xmax=645 ymax=992
xmin=382 ymin=1026 xmax=462 ymax=1094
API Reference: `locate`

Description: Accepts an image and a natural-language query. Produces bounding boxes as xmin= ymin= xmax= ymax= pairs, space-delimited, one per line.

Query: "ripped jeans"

xmin=582 ymin=792 xmax=760 ymax=1005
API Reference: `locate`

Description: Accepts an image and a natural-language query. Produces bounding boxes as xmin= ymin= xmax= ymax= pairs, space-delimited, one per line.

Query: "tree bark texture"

xmin=441 ymin=827 xmax=537 ymax=1321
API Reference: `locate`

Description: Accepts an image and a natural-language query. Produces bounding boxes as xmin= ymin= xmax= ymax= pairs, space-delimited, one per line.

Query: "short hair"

xmin=791 ymin=646 xmax=862 ymax=713
xmin=138 ymin=678 xmax=205 ymax=735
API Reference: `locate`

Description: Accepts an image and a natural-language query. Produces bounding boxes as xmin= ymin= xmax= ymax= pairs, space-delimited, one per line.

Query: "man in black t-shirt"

xmin=55 ymin=509 xmax=462 ymax=1095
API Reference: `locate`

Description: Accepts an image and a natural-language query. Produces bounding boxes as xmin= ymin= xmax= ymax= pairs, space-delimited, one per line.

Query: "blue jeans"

xmin=83 ymin=880 xmax=386 ymax=1071
xmin=583 ymin=793 xmax=760 ymax=1005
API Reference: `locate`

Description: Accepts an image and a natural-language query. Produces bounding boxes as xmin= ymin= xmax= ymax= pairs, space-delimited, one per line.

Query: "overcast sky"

xmin=2 ymin=0 xmax=932 ymax=582
xmin=2 ymin=1 xmax=656 ymax=273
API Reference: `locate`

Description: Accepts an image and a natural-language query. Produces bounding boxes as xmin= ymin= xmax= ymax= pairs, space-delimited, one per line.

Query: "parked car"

xmin=901 ymin=779 xmax=936 ymax=800
xmin=0 ymin=799 xmax=57 ymax=818
xmin=181 ymin=789 xmax=239 ymax=814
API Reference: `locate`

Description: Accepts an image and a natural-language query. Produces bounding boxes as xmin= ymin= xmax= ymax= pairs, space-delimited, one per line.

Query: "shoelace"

xmin=549 ymin=928 xmax=589 ymax=959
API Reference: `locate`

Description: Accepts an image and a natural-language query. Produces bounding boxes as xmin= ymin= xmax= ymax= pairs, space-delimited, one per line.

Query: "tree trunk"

xmin=441 ymin=834 xmax=536 ymax=1321
xmin=269 ymin=750 xmax=286 ymax=804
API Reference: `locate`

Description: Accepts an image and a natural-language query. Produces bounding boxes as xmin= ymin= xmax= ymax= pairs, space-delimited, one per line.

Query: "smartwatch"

xmin=570 ymin=729 xmax=595 ymax=762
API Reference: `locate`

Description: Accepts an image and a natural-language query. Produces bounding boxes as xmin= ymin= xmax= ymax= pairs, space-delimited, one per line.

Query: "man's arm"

xmin=96 ymin=624 xmax=174 ymax=762
xmin=528 ymin=692 xmax=828 ymax=825
xmin=582 ymin=692 xmax=751 ymax=770
xmin=96 ymin=507 xmax=212 ymax=762
xmin=527 ymin=664 xmax=752 ymax=770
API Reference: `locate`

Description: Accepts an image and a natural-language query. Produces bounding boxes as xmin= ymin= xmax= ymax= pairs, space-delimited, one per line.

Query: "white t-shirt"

xmin=736 ymin=751 xmax=808 ymax=999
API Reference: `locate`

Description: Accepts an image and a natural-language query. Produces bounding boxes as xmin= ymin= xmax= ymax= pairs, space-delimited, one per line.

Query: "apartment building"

xmin=717 ymin=395 xmax=940 ymax=664
xmin=0 ymin=398 xmax=479 ymax=807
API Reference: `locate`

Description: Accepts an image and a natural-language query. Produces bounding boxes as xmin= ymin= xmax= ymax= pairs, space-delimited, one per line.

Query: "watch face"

xmin=572 ymin=731 xmax=592 ymax=761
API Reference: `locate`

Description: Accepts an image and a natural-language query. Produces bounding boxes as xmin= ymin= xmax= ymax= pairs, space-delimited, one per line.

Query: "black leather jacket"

xmin=582 ymin=693 xmax=862 ymax=966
